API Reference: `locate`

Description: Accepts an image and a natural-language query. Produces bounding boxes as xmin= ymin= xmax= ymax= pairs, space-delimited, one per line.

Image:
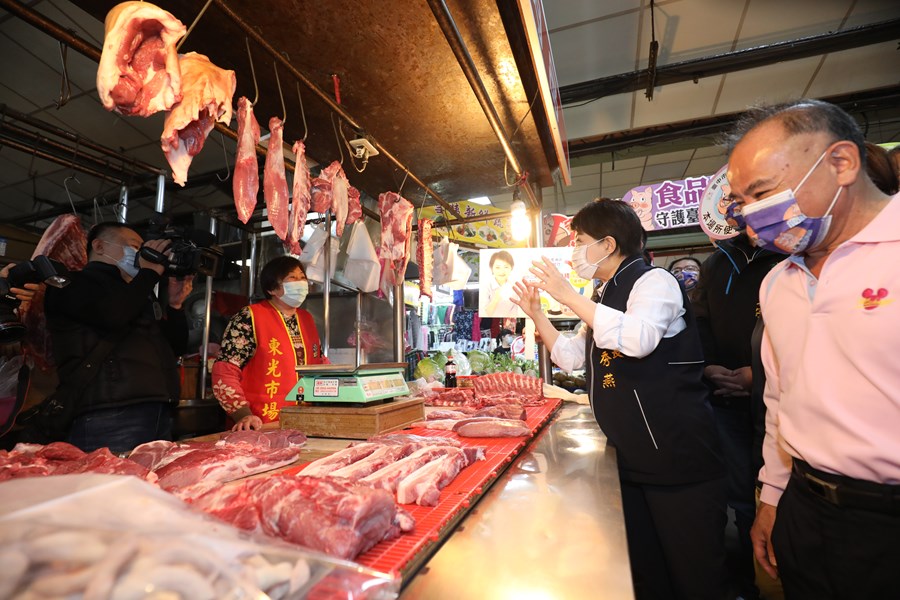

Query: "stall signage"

xmin=419 ymin=201 xmax=525 ymax=248
xmin=699 ymin=165 xmax=740 ymax=240
xmin=621 ymin=175 xmax=710 ymax=232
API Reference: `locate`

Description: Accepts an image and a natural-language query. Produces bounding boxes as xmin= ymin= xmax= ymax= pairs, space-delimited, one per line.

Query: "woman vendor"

xmin=511 ymin=198 xmax=727 ymax=600
xmin=212 ymin=256 xmax=327 ymax=431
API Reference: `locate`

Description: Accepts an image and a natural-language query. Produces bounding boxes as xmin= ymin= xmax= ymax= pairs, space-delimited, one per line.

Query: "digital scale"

xmin=288 ymin=362 xmax=410 ymax=405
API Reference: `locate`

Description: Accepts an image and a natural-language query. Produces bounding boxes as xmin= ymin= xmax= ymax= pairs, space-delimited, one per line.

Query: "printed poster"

xmin=478 ymin=247 xmax=592 ymax=319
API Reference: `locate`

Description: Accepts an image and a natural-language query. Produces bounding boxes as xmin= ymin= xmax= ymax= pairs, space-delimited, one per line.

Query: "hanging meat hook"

xmin=176 ymin=0 xmax=214 ymax=51
xmin=55 ymin=41 xmax=72 ymax=109
xmin=273 ymin=62 xmax=287 ymax=124
xmin=63 ymin=174 xmax=80 ymax=215
xmin=331 ymin=112 xmax=345 ymax=165
xmin=295 ymin=81 xmax=308 ymax=141
xmin=245 ymin=37 xmax=259 ymax=106
xmin=216 ymin=132 xmax=230 ymax=182
xmin=398 ymin=169 xmax=410 ymax=197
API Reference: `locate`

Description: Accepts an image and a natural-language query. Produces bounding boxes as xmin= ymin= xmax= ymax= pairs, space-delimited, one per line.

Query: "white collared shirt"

xmin=551 ymin=266 xmax=687 ymax=371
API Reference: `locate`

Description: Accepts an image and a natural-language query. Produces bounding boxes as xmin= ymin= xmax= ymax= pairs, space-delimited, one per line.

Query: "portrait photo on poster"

xmin=478 ymin=248 xmax=592 ymax=319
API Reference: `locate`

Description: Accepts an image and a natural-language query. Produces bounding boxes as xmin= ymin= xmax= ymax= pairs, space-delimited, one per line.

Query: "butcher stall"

xmin=0 ymin=0 xmax=633 ymax=597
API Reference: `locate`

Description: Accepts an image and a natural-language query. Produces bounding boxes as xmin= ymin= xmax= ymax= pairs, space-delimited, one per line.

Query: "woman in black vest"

xmin=512 ymin=198 xmax=727 ymax=600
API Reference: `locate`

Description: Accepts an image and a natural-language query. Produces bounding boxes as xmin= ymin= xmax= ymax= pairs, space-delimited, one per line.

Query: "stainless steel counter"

xmin=401 ymin=403 xmax=634 ymax=599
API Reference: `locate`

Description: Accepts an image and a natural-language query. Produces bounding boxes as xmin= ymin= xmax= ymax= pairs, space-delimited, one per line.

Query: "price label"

xmin=313 ymin=378 xmax=340 ymax=397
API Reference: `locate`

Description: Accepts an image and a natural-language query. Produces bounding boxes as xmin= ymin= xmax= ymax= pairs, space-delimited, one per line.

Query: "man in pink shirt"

xmin=726 ymin=99 xmax=900 ymax=597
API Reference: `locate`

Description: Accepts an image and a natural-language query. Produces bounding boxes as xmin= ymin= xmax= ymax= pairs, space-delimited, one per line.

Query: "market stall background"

xmin=0 ymin=0 xmax=897 ymax=259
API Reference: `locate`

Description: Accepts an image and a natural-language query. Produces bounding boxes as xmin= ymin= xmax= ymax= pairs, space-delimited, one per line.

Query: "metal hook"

xmin=245 ymin=37 xmax=259 ymax=105
xmin=296 ymin=82 xmax=308 ymax=141
xmin=273 ymin=62 xmax=287 ymax=124
xmin=216 ymin=132 xmax=231 ymax=182
xmin=398 ymin=169 xmax=410 ymax=196
xmin=176 ymin=0 xmax=213 ymax=51
xmin=55 ymin=41 xmax=72 ymax=109
xmin=64 ymin=174 xmax=80 ymax=215
xmin=331 ymin=112 xmax=345 ymax=165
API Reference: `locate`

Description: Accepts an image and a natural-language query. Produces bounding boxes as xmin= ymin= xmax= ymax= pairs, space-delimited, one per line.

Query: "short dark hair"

xmin=489 ymin=250 xmax=514 ymax=269
xmin=260 ymin=255 xmax=305 ymax=299
xmin=87 ymin=222 xmax=135 ymax=255
xmin=724 ymin=99 xmax=867 ymax=168
xmin=570 ymin=197 xmax=643 ymax=257
xmin=669 ymin=256 xmax=701 ymax=272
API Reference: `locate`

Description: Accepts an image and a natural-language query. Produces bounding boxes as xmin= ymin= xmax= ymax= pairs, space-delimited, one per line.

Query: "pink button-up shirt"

xmin=758 ymin=194 xmax=900 ymax=506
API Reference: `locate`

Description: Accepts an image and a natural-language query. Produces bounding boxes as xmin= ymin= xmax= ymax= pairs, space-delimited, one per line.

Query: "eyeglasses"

xmin=670 ymin=265 xmax=699 ymax=275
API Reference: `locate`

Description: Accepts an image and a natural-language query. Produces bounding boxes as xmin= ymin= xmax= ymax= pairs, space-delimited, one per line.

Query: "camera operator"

xmin=43 ymin=222 xmax=192 ymax=452
xmin=1 ymin=263 xmax=42 ymax=308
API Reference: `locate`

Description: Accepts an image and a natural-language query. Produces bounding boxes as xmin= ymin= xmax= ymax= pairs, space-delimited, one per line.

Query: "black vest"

xmin=586 ymin=256 xmax=723 ymax=485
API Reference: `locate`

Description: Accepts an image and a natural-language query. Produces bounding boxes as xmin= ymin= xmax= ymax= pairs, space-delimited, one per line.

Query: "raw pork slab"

xmin=233 ymin=96 xmax=260 ymax=223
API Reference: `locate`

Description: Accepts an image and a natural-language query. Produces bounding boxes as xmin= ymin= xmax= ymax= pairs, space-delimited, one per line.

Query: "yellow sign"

xmin=420 ymin=201 xmax=526 ymax=248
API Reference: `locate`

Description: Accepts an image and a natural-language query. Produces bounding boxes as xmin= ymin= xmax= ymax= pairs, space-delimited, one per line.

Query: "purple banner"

xmin=621 ymin=175 xmax=711 ymax=231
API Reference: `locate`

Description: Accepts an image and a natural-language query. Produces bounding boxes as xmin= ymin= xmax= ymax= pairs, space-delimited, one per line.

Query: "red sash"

xmin=244 ymin=301 xmax=326 ymax=423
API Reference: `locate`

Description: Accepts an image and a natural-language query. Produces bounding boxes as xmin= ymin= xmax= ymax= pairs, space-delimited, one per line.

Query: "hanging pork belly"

xmin=346 ymin=184 xmax=363 ymax=228
xmin=264 ymin=117 xmax=290 ymax=241
xmin=417 ymin=218 xmax=434 ymax=300
xmin=96 ymin=1 xmax=186 ymax=117
xmin=160 ymin=52 xmax=235 ymax=186
xmin=287 ymin=140 xmax=311 ymax=254
xmin=233 ymin=97 xmax=260 ymax=223
xmin=377 ymin=192 xmax=414 ymax=296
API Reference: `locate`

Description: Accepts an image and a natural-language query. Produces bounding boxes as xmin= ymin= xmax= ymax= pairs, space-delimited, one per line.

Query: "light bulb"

xmin=510 ymin=200 xmax=530 ymax=242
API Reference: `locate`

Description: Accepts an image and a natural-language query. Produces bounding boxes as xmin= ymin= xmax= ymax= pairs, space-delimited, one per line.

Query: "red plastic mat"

xmin=285 ymin=398 xmax=561 ymax=578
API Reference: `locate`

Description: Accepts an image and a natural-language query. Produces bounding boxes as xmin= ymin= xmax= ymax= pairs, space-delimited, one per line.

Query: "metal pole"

xmin=355 ymin=292 xmax=363 ymax=368
xmin=393 ymin=284 xmax=405 ymax=363
xmin=116 ymin=185 xmax=128 ymax=223
xmin=199 ymin=217 xmax=217 ymax=399
xmin=154 ymin=175 xmax=165 ymax=212
xmin=248 ymin=232 xmax=258 ymax=298
xmin=532 ymin=194 xmax=552 ymax=384
xmin=322 ymin=211 xmax=332 ymax=358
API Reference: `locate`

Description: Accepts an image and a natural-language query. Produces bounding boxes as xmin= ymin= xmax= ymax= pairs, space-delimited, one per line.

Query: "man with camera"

xmin=43 ymin=222 xmax=192 ymax=452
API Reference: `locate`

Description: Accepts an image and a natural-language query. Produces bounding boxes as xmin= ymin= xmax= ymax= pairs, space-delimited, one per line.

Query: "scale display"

xmin=288 ymin=363 xmax=409 ymax=404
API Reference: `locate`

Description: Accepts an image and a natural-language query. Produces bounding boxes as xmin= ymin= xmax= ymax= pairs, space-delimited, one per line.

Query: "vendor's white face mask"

xmin=280 ymin=280 xmax=309 ymax=307
xmin=572 ymin=238 xmax=610 ymax=280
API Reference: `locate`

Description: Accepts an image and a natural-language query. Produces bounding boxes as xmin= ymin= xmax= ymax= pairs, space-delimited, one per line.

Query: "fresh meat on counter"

xmin=300 ymin=442 xmax=381 ymax=477
xmin=426 ymin=409 xmax=474 ymax=420
xmin=455 ymin=419 xmax=531 ymax=438
xmin=188 ymin=474 xmax=414 ymax=560
xmin=426 ymin=404 xmax=526 ymax=421
xmin=128 ymin=431 xmax=306 ymax=491
xmin=161 ymin=52 xmax=235 ymax=186
xmin=0 ymin=442 xmax=156 ymax=482
xmin=233 ymin=96 xmax=260 ymax=223
xmin=474 ymin=372 xmax=545 ymax=406
xmin=20 ymin=215 xmax=88 ymax=369
xmin=365 ymin=433 xmax=462 ymax=447
xmin=360 ymin=445 xmax=480 ymax=493
xmin=96 ymin=1 xmax=185 ymax=116
xmin=425 ymin=387 xmax=475 ymax=407
xmin=329 ymin=444 xmax=415 ymax=481
xmin=264 ymin=117 xmax=290 ymax=241
xmin=396 ymin=450 xmax=470 ymax=507
xmin=417 ymin=218 xmax=434 ymax=300
xmin=287 ymin=140 xmax=311 ymax=253
xmin=377 ymin=192 xmax=415 ymax=295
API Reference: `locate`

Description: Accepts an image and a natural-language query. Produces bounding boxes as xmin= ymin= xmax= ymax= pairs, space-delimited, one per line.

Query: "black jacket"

xmin=692 ymin=236 xmax=785 ymax=370
xmin=45 ymin=262 xmax=188 ymax=415
xmin=586 ymin=256 xmax=723 ymax=485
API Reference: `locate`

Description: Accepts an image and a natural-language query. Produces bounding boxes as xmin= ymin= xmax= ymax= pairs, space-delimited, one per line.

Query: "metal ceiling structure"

xmin=0 ymin=0 xmax=899 ymax=252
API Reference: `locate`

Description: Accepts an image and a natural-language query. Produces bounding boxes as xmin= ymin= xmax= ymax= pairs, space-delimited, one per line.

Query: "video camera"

xmin=139 ymin=218 xmax=225 ymax=279
xmin=0 ymin=256 xmax=70 ymax=344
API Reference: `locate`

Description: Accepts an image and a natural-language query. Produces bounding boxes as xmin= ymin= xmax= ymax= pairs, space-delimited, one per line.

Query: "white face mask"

xmin=280 ymin=280 xmax=309 ymax=308
xmin=116 ymin=246 xmax=140 ymax=278
xmin=572 ymin=238 xmax=610 ymax=280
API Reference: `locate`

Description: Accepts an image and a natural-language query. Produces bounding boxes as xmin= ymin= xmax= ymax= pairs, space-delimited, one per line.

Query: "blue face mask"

xmin=115 ymin=245 xmax=140 ymax=278
xmin=740 ymin=150 xmax=843 ymax=255
xmin=280 ymin=280 xmax=309 ymax=307
xmin=674 ymin=270 xmax=699 ymax=290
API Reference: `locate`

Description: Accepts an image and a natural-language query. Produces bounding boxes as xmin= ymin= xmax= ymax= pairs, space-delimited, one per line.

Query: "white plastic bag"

xmin=300 ymin=225 xmax=339 ymax=283
xmin=446 ymin=253 xmax=471 ymax=290
xmin=343 ymin=222 xmax=380 ymax=293
xmin=432 ymin=238 xmax=457 ymax=286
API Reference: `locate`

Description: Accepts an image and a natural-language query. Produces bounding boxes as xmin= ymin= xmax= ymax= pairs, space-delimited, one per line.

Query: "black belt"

xmin=791 ymin=459 xmax=900 ymax=515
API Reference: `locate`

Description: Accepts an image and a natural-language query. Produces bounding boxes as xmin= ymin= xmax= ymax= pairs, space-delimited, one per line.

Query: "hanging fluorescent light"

xmin=468 ymin=196 xmax=491 ymax=205
xmin=510 ymin=200 xmax=530 ymax=242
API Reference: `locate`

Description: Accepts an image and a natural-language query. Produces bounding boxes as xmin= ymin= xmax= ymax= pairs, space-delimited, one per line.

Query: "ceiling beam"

xmin=567 ymin=86 xmax=900 ymax=158
xmin=560 ymin=18 xmax=900 ymax=106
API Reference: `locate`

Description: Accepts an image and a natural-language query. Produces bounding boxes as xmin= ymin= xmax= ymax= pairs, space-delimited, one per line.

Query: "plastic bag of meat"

xmin=343 ymin=222 xmax=380 ymax=293
xmin=0 ymin=474 xmax=398 ymax=599
xmin=298 ymin=225 xmax=339 ymax=283
xmin=96 ymin=1 xmax=186 ymax=116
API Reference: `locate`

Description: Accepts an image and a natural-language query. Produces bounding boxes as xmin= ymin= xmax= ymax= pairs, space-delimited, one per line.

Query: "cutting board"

xmin=279 ymin=397 xmax=425 ymax=439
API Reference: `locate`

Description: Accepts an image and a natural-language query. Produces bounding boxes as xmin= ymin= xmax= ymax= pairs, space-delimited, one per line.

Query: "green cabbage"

xmin=467 ymin=350 xmax=492 ymax=374
xmin=414 ymin=357 xmax=443 ymax=383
